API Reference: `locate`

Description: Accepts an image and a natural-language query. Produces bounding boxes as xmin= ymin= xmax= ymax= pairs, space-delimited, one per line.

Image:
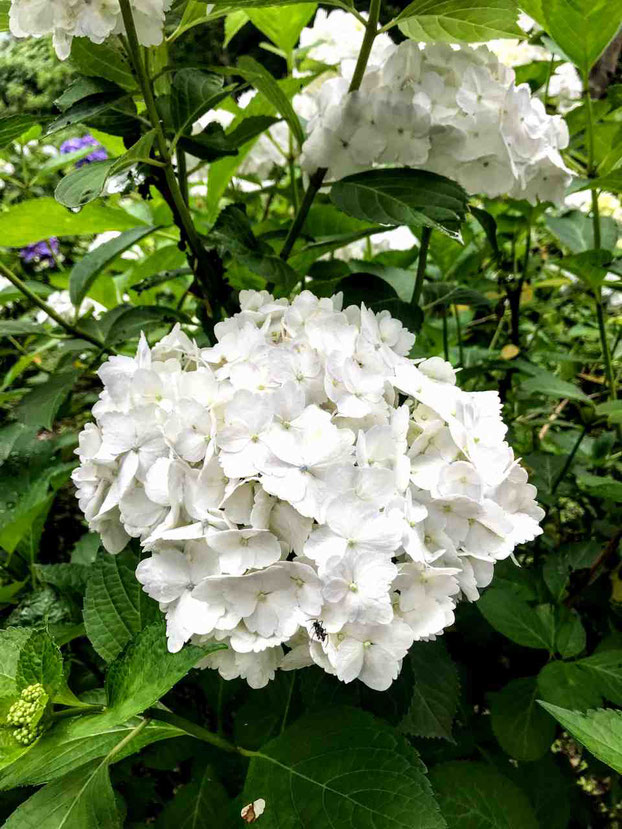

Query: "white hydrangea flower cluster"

xmin=8 ymin=0 xmax=180 ymax=60
xmin=73 ymin=290 xmax=544 ymax=690
xmin=301 ymin=39 xmax=572 ymax=203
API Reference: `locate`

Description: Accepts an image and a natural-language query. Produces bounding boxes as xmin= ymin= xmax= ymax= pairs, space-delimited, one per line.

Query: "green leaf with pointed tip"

xmin=68 ymin=225 xmax=158 ymax=306
xmin=537 ymin=0 xmax=622 ymax=76
xmin=0 ymin=714 xmax=182 ymax=789
xmin=105 ymin=618 xmax=224 ymax=724
xmin=83 ymin=551 xmax=160 ymax=664
xmin=331 ymin=169 xmax=468 ymax=240
xmin=490 ymin=677 xmax=556 ymax=761
xmin=15 ymin=629 xmax=64 ymax=697
xmin=247 ymin=4 xmax=316 ymax=51
xmin=70 ymin=39 xmax=136 ymax=91
xmin=236 ymin=56 xmax=305 ymax=147
xmin=537 ymin=661 xmax=603 ymax=710
xmin=478 ymin=589 xmax=555 ymax=650
xmin=242 ymin=706 xmax=445 ymax=829
xmin=400 ymin=640 xmax=460 ymax=740
xmin=397 ymin=0 xmax=521 ymax=43
xmin=538 ymin=704 xmax=622 ymax=773
xmin=429 ymin=761 xmax=539 ymax=828
xmin=574 ymin=650 xmax=622 ymax=705
xmin=0 ymin=197 xmax=145 ymax=247
xmin=156 ymin=762 xmax=231 ymax=828
xmin=0 ymin=628 xmax=32 ymax=697
xmin=16 ymin=371 xmax=80 ymax=431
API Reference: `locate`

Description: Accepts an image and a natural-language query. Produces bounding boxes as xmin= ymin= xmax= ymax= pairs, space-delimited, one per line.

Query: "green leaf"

xmin=595 ymin=399 xmax=622 ymax=425
xmin=70 ymin=39 xmax=136 ymax=91
xmin=224 ymin=10 xmax=249 ymax=45
xmin=0 ymin=197 xmax=146 ymax=247
xmin=489 ymin=677 xmax=556 ymax=761
xmin=400 ymin=641 xmax=459 ymax=740
xmin=235 ymin=56 xmax=305 ymax=147
xmin=54 ymin=160 xmax=117 ymax=209
xmin=104 ymin=305 xmax=191 ymax=343
xmin=429 ymin=761 xmax=539 ymax=829
xmin=46 ymin=91 xmax=132 ymax=135
xmin=242 ymin=706 xmax=444 ymax=829
xmin=469 ymin=206 xmax=499 ymax=258
xmin=0 ymin=114 xmax=40 ymax=149
xmin=537 ymin=661 xmax=603 ymax=710
xmin=15 ymin=629 xmax=64 ymax=698
xmin=537 ymin=0 xmax=622 ymax=76
xmin=477 ymin=589 xmax=555 ymax=650
xmin=519 ymin=373 xmax=590 ymax=403
xmin=546 ymin=210 xmax=619 ymax=253
xmin=0 ymin=628 xmax=33 ymax=696
xmin=211 ymin=205 xmax=299 ymax=289
xmin=104 ymin=618 xmax=224 ymax=724
xmin=15 ymin=372 xmax=80 ymax=430
xmin=397 ymin=0 xmax=521 ymax=43
xmin=35 ymin=563 xmax=89 ymax=594
xmin=3 ymin=758 xmax=121 ymax=828
xmin=69 ymin=225 xmax=157 ymax=306
xmin=247 ymin=4 xmax=316 ymax=51
xmin=577 ymin=472 xmax=622 ymax=501
xmin=561 ymin=250 xmax=612 ymax=291
xmin=538 ymin=704 xmax=622 ymax=773
xmin=170 ymin=69 xmax=228 ymax=142
xmin=0 ymin=714 xmax=182 ymax=789
xmin=83 ymin=551 xmax=159 ymax=663
xmin=155 ymin=763 xmax=230 ymax=828
xmin=555 ymin=606 xmax=586 ymax=658
xmin=0 ymin=321 xmax=44 ymax=338
xmin=372 ymin=298 xmax=424 ymax=335
xmin=330 ymin=169 xmax=469 ymax=240
xmin=575 ymin=650 xmax=622 ymax=705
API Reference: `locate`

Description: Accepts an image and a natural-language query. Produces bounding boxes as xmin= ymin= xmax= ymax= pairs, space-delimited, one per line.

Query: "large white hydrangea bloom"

xmin=301 ymin=38 xmax=572 ymax=203
xmin=9 ymin=0 xmax=176 ymax=59
xmin=73 ymin=290 xmax=544 ymax=690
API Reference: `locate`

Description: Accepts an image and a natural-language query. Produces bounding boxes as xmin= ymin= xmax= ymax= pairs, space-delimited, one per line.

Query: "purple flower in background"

xmin=19 ymin=238 xmax=60 ymax=266
xmin=60 ymin=134 xmax=108 ymax=167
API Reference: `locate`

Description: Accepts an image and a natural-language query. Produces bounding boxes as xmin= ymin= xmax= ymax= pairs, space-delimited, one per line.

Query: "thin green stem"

xmin=454 ymin=304 xmax=464 ymax=366
xmin=117 ymin=0 xmax=219 ymax=303
xmin=176 ymin=146 xmax=189 ymax=206
xmin=50 ymin=704 xmax=105 ymax=721
xmin=591 ymin=189 xmax=601 ymax=249
xmin=552 ymin=423 xmax=589 ymax=494
xmin=144 ymin=707 xmax=254 ymax=756
xmin=584 ymin=79 xmax=601 ymax=250
xmin=595 ymin=290 xmax=617 ymax=400
xmin=411 ymin=226 xmax=431 ymax=307
xmin=0 ymin=261 xmax=115 ymax=354
xmin=279 ymin=0 xmax=382 ymax=261
xmin=107 ymin=717 xmax=151 ymax=762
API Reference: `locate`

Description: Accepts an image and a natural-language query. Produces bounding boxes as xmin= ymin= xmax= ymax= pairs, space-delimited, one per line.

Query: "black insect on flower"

xmin=311 ymin=620 xmax=327 ymax=643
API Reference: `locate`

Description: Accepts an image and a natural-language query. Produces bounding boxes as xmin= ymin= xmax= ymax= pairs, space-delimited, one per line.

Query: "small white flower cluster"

xmin=36 ymin=290 xmax=105 ymax=324
xmin=301 ymin=39 xmax=572 ymax=203
xmin=74 ymin=290 xmax=544 ymax=690
xmin=8 ymin=0 xmax=177 ymax=60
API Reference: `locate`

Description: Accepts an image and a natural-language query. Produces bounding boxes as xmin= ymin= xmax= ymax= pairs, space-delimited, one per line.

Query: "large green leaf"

xmin=477 ymin=589 xmax=555 ymax=650
xmin=537 ymin=661 xmax=603 ymax=710
xmin=429 ymin=761 xmax=539 ymax=828
xmin=0 ymin=628 xmax=33 ymax=697
xmin=0 ymin=198 xmax=145 ymax=247
xmin=54 ymin=160 xmax=116 ymax=210
xmin=489 ymin=677 xmax=556 ymax=761
xmin=538 ymin=704 xmax=622 ymax=773
xmin=0 ymin=714 xmax=181 ymax=789
xmin=69 ymin=225 xmax=157 ymax=306
xmin=330 ymin=169 xmax=469 ymax=240
xmin=247 ymin=3 xmax=316 ymax=51
xmin=70 ymin=39 xmax=136 ymax=91
xmin=242 ymin=707 xmax=445 ymax=829
xmin=398 ymin=0 xmax=521 ymax=43
xmin=83 ymin=551 xmax=159 ymax=663
xmin=3 ymin=759 xmax=121 ymax=828
xmin=104 ymin=619 xmax=224 ymax=724
xmin=16 ymin=371 xmax=80 ymax=431
xmin=400 ymin=640 xmax=460 ymax=740
xmin=574 ymin=650 xmax=622 ymax=705
xmin=536 ymin=0 xmax=622 ymax=76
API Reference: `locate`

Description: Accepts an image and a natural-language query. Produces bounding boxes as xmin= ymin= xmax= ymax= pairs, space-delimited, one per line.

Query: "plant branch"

xmin=144 ymin=707 xmax=255 ymax=757
xmin=551 ymin=423 xmax=589 ymax=493
xmin=594 ymin=289 xmax=617 ymax=400
xmin=0 ymin=261 xmax=115 ymax=354
xmin=279 ymin=0 xmax=382 ymax=262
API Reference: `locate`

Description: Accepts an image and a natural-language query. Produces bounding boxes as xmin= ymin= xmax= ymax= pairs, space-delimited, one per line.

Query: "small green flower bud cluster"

xmin=6 ymin=684 xmax=46 ymax=746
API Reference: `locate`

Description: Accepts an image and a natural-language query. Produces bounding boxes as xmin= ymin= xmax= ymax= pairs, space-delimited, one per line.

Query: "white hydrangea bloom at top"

xmin=74 ymin=290 xmax=544 ymax=691
xmin=8 ymin=0 xmax=179 ymax=59
xmin=301 ymin=40 xmax=572 ymax=204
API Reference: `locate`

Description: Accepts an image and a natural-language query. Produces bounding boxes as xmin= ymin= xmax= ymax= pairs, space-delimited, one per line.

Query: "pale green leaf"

xmin=538 ymin=704 xmax=622 ymax=773
xmin=247 ymin=4 xmax=316 ymax=51
xmin=398 ymin=0 xmax=521 ymax=43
